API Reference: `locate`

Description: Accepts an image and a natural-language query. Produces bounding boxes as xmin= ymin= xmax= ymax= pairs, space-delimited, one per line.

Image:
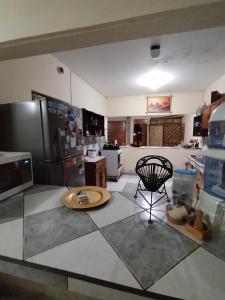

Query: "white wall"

xmin=0 ymin=54 xmax=106 ymax=115
xmin=121 ymin=147 xmax=199 ymax=172
xmin=106 ymin=92 xmax=203 ymax=117
xmin=204 ymin=72 xmax=225 ymax=104
xmin=71 ymin=73 xmax=106 ymax=115
xmin=0 ymin=54 xmax=71 ymax=103
xmin=0 ymin=0 xmax=217 ymax=43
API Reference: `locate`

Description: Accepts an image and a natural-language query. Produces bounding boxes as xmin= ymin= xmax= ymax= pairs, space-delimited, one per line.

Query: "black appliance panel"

xmin=42 ymin=99 xmax=83 ymax=161
xmin=0 ymin=159 xmax=32 ymax=193
xmin=46 ymin=155 xmax=85 ymax=187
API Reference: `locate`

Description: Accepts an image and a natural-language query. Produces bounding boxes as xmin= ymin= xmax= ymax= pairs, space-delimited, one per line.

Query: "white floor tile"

xmin=148 ymin=247 xmax=225 ymax=300
xmin=24 ymin=185 xmax=67 ymax=216
xmin=106 ymin=175 xmax=129 ymax=192
xmin=27 ymin=231 xmax=141 ymax=289
xmin=0 ymin=219 xmax=23 ymax=259
xmin=87 ymin=192 xmax=144 ymax=228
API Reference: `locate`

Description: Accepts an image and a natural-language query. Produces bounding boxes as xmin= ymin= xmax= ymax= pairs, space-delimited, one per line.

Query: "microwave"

xmin=0 ymin=152 xmax=33 ymax=201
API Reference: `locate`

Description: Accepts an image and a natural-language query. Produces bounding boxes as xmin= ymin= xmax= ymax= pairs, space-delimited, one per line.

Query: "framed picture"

xmin=147 ymin=96 xmax=172 ymax=113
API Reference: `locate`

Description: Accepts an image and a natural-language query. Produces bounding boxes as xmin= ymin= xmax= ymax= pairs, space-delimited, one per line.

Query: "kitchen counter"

xmin=83 ymin=155 xmax=105 ymax=163
xmin=121 ymin=146 xmax=199 ymax=173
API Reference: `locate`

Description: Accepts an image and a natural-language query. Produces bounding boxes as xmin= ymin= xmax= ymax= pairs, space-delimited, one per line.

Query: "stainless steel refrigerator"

xmin=0 ymin=98 xmax=85 ymax=187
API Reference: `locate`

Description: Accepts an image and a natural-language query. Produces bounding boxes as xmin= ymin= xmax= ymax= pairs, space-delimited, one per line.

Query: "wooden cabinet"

xmin=193 ymin=96 xmax=225 ymax=137
xmin=85 ymin=157 xmax=107 ymax=188
xmin=82 ymin=109 xmax=104 ymax=136
xmin=108 ymin=121 xmax=126 ymax=145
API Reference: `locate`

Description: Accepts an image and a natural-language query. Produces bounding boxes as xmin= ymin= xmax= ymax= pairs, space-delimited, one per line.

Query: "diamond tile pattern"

xmin=101 ymin=211 xmax=198 ymax=288
xmin=24 ymin=206 xmax=97 ymax=259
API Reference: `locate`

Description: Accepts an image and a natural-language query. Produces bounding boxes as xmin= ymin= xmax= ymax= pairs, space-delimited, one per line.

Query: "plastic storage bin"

xmin=204 ymin=155 xmax=225 ymax=200
xmin=172 ymin=169 xmax=197 ymax=206
xmin=208 ymin=102 xmax=225 ymax=149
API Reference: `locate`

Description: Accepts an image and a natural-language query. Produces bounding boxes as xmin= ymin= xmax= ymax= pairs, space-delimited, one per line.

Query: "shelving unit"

xmin=82 ymin=109 xmax=104 ymax=136
xmin=193 ymin=96 xmax=225 ymax=137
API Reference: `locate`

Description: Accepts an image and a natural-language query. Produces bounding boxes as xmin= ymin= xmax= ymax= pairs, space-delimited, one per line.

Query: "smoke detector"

xmin=150 ymin=44 xmax=160 ymax=59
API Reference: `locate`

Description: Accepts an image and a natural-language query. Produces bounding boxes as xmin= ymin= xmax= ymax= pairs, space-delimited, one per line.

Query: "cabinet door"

xmin=149 ymin=125 xmax=163 ymax=146
xmin=95 ymin=169 xmax=101 ymax=187
xmin=201 ymin=106 xmax=211 ymax=129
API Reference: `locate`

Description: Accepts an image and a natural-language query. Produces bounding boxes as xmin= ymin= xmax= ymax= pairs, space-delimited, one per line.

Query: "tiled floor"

xmin=0 ymin=175 xmax=225 ymax=300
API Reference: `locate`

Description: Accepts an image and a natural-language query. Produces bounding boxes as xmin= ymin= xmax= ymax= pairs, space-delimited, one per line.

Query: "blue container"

xmin=174 ymin=169 xmax=197 ymax=176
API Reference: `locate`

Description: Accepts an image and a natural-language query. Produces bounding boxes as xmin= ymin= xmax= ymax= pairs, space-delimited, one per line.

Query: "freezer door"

xmin=45 ymin=155 xmax=85 ymax=187
xmin=41 ymin=99 xmax=83 ymax=162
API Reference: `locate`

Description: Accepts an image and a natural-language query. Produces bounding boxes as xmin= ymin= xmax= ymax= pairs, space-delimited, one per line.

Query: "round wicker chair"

xmin=134 ymin=155 xmax=173 ymax=223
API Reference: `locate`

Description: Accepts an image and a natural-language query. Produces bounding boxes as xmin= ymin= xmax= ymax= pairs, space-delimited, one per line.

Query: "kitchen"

xmin=1 ymin=12 xmax=225 ymax=300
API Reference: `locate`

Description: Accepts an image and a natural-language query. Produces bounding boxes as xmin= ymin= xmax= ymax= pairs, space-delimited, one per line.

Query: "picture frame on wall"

xmin=147 ymin=96 xmax=172 ymax=113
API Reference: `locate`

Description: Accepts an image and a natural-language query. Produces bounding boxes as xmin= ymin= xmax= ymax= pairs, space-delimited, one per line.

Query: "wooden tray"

xmin=61 ymin=186 xmax=110 ymax=209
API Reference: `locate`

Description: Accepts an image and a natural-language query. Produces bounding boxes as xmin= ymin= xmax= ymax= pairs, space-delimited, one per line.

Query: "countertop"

xmin=84 ymin=155 xmax=105 ymax=163
xmin=121 ymin=146 xmax=200 ymax=150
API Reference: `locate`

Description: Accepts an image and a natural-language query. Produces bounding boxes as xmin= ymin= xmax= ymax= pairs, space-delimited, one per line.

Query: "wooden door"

xmin=149 ymin=125 xmax=163 ymax=146
xmin=163 ymin=125 xmax=181 ymax=146
xmin=108 ymin=121 xmax=126 ymax=145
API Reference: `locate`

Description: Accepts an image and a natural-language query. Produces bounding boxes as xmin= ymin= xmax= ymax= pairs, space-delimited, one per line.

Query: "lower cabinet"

xmin=85 ymin=157 xmax=107 ymax=188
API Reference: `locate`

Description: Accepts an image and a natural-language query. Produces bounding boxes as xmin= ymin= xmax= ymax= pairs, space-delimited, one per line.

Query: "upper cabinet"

xmin=82 ymin=109 xmax=104 ymax=136
xmin=193 ymin=96 xmax=225 ymax=137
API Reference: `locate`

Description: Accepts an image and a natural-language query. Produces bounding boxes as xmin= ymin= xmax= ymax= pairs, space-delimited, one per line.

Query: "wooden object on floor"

xmin=185 ymin=209 xmax=211 ymax=240
xmin=192 ymin=171 xmax=204 ymax=208
xmin=62 ymin=186 xmax=110 ymax=209
xmin=166 ymin=205 xmax=186 ymax=225
xmin=193 ymin=209 xmax=204 ymax=231
xmin=85 ymin=157 xmax=107 ymax=188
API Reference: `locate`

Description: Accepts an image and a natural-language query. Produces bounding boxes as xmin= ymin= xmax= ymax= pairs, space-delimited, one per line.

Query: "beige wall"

xmin=71 ymin=72 xmax=106 ymax=115
xmin=106 ymin=92 xmax=203 ymax=117
xmin=0 ymin=0 xmax=219 ymax=43
xmin=121 ymin=146 xmax=199 ymax=172
xmin=204 ymin=72 xmax=225 ymax=104
xmin=0 ymin=55 xmax=71 ymax=103
xmin=0 ymin=54 xmax=106 ymax=115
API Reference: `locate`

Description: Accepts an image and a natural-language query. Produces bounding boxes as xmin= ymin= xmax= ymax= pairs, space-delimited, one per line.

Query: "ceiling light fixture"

xmin=150 ymin=44 xmax=160 ymax=59
xmin=137 ymin=70 xmax=173 ymax=90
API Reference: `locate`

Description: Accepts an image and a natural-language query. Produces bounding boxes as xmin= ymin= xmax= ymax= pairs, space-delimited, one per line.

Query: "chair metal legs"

xmin=134 ymin=182 xmax=170 ymax=224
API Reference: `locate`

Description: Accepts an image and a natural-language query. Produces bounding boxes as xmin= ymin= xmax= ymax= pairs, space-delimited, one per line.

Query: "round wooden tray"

xmin=61 ymin=186 xmax=110 ymax=209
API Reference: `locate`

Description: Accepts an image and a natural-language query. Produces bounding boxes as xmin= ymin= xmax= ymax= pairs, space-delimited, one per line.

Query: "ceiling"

xmin=54 ymin=26 xmax=225 ymax=98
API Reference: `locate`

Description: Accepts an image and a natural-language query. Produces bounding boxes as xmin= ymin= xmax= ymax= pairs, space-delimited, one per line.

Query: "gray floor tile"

xmin=101 ymin=211 xmax=198 ymax=289
xmin=0 ymin=193 xmax=23 ymax=224
xmin=24 ymin=206 xmax=97 ymax=259
xmin=202 ymin=231 xmax=225 ymax=262
xmin=24 ymin=185 xmax=67 ymax=216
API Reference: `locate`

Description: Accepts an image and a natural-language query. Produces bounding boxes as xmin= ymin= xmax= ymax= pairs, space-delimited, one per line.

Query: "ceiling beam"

xmin=1 ymin=2 xmax=225 ymax=61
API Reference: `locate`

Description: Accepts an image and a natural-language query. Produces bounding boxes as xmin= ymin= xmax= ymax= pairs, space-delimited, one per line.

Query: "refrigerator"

xmin=0 ymin=98 xmax=85 ymax=187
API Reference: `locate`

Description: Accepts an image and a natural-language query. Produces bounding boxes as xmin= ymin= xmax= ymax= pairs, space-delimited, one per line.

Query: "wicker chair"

xmin=134 ymin=155 xmax=173 ymax=223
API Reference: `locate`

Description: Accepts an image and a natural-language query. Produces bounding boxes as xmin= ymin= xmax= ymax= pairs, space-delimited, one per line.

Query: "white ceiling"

xmin=54 ymin=26 xmax=225 ymax=97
